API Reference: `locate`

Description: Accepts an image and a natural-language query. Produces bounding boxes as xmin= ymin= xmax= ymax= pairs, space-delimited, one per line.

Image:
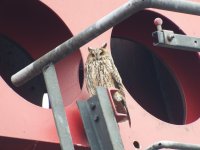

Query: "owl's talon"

xmin=112 ymin=91 xmax=131 ymax=126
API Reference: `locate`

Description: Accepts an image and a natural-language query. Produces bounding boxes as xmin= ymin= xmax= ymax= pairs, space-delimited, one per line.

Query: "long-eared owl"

xmin=85 ymin=43 xmax=125 ymax=98
xmin=85 ymin=43 xmax=130 ymax=125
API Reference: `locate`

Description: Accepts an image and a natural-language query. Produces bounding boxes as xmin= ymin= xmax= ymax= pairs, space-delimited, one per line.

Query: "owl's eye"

xmin=99 ymin=50 xmax=104 ymax=55
xmin=91 ymin=53 xmax=95 ymax=57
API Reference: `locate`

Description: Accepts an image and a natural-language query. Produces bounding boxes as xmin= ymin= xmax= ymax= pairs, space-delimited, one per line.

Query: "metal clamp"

xmin=152 ymin=18 xmax=200 ymax=52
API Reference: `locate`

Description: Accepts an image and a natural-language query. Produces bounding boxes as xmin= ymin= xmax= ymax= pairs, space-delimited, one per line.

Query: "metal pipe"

xmin=146 ymin=141 xmax=200 ymax=150
xmin=149 ymin=0 xmax=200 ymax=15
xmin=11 ymin=0 xmax=200 ymax=87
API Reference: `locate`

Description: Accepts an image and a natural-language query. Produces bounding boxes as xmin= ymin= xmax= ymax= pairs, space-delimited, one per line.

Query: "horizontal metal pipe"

xmin=149 ymin=0 xmax=200 ymax=15
xmin=11 ymin=0 xmax=200 ymax=87
xmin=146 ymin=141 xmax=200 ymax=150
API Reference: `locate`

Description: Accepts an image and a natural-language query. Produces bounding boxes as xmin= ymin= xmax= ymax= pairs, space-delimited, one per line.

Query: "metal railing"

xmin=11 ymin=0 xmax=200 ymax=87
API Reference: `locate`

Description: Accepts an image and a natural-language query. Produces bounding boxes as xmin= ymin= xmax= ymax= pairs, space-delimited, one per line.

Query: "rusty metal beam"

xmin=11 ymin=0 xmax=200 ymax=87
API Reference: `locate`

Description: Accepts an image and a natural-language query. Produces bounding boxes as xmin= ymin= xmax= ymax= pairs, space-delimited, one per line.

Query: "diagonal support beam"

xmin=43 ymin=63 xmax=74 ymax=150
xmin=77 ymin=87 xmax=124 ymax=150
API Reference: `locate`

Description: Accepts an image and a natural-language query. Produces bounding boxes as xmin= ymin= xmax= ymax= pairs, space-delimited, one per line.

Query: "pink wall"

xmin=0 ymin=0 xmax=199 ymax=149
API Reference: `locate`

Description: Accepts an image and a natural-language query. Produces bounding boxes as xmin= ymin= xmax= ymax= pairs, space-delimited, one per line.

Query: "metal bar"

xmin=77 ymin=87 xmax=124 ymax=150
xmin=153 ymin=30 xmax=200 ymax=52
xmin=146 ymin=141 xmax=200 ymax=150
xmin=149 ymin=0 xmax=200 ymax=16
xmin=42 ymin=63 xmax=74 ymax=150
xmin=11 ymin=0 xmax=200 ymax=87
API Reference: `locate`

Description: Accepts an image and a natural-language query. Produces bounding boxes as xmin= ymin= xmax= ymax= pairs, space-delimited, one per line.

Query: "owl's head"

xmin=88 ymin=43 xmax=109 ymax=60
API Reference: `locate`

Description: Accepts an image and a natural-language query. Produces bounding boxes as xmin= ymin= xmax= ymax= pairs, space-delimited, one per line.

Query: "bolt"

xmin=90 ymin=102 xmax=96 ymax=110
xmin=167 ymin=34 xmax=175 ymax=41
xmin=94 ymin=115 xmax=99 ymax=122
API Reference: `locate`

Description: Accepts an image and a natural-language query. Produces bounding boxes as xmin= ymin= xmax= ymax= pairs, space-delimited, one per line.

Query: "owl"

xmin=85 ymin=43 xmax=130 ymax=125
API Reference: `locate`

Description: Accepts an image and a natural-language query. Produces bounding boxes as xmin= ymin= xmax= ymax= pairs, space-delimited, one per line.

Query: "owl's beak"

xmin=96 ymin=54 xmax=100 ymax=60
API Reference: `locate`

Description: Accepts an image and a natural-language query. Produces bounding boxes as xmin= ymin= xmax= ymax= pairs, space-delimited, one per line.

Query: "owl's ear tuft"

xmin=101 ymin=43 xmax=107 ymax=49
xmin=88 ymin=47 xmax=93 ymax=53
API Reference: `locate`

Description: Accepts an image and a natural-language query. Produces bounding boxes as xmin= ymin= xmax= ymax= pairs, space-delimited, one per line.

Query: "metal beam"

xmin=43 ymin=63 xmax=74 ymax=150
xmin=146 ymin=141 xmax=200 ymax=150
xmin=11 ymin=0 xmax=200 ymax=87
xmin=77 ymin=87 xmax=124 ymax=150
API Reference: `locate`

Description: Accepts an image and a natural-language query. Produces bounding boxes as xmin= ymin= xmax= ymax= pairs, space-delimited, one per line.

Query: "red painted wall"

xmin=0 ymin=0 xmax=199 ymax=149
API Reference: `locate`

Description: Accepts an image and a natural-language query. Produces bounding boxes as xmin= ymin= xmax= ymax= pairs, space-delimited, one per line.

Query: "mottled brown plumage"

xmin=85 ymin=43 xmax=130 ymax=125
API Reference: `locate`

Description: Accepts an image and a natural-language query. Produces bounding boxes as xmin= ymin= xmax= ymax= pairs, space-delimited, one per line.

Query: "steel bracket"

xmin=152 ymin=30 xmax=200 ymax=52
xmin=107 ymin=89 xmax=130 ymax=123
xmin=77 ymin=87 xmax=124 ymax=150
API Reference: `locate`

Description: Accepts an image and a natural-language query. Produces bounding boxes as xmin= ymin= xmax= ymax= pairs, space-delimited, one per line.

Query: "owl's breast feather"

xmin=86 ymin=58 xmax=115 ymax=88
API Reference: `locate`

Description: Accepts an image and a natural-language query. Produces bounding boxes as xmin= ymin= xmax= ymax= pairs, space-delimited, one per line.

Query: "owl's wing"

xmin=85 ymin=64 xmax=96 ymax=96
xmin=109 ymin=58 xmax=125 ymax=96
